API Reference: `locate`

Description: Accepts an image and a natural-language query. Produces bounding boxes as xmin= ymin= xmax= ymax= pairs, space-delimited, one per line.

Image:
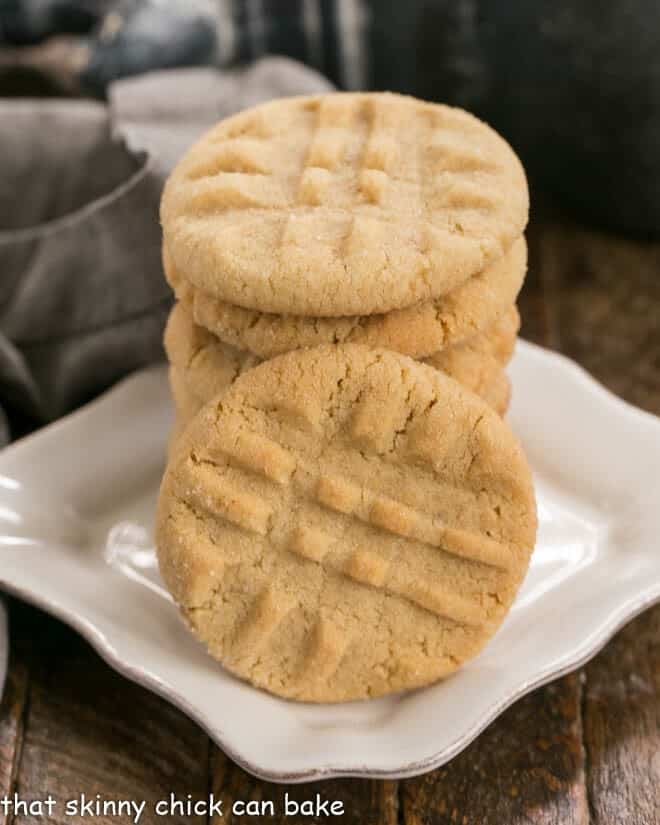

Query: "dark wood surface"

xmin=1 ymin=204 xmax=659 ymax=824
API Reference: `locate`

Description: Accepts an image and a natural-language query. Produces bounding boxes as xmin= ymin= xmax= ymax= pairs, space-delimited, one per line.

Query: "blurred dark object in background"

xmin=1 ymin=0 xmax=660 ymax=237
xmin=80 ymin=0 xmax=217 ymax=96
xmin=372 ymin=0 xmax=660 ymax=237
xmin=411 ymin=1 xmax=660 ymax=237
xmin=0 ymin=0 xmax=108 ymax=44
xmin=0 ymin=0 xmax=218 ymax=96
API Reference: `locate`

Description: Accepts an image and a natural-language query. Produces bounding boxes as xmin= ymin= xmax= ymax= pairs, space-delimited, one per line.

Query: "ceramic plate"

xmin=0 ymin=341 xmax=658 ymax=783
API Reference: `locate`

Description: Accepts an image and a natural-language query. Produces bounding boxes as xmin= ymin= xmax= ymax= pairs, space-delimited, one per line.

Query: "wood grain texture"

xmin=583 ymin=606 xmax=660 ymax=825
xmin=0 ymin=618 xmax=28 ymax=825
xmin=8 ymin=600 xmax=210 ymax=825
xmin=401 ymin=675 xmax=588 ymax=825
xmin=527 ymin=207 xmax=660 ymax=414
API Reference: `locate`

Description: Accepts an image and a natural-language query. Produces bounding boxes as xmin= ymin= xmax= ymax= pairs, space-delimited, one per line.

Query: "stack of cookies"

xmin=157 ymin=93 xmax=537 ymax=702
xmin=161 ymin=93 xmax=528 ymax=446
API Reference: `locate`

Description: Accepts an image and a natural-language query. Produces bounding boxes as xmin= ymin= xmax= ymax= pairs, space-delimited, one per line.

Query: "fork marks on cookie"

xmin=314 ymin=475 xmax=510 ymax=570
xmin=182 ymin=462 xmax=273 ymax=536
xmin=211 ymin=431 xmax=296 ymax=486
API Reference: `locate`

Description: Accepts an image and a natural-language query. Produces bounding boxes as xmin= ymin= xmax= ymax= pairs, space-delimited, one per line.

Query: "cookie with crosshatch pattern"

xmin=160 ymin=92 xmax=528 ymax=316
xmin=156 ymin=345 xmax=536 ymax=702
xmin=163 ymin=236 xmax=526 ymax=360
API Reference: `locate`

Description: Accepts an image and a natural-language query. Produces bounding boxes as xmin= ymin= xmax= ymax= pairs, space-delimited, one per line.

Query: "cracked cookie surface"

xmin=157 ymin=344 xmax=536 ymax=702
xmin=425 ymin=305 xmax=519 ymax=399
xmin=160 ymin=93 xmax=528 ymax=316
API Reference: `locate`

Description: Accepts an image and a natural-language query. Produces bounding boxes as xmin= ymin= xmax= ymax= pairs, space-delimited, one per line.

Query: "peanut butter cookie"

xmin=156 ymin=345 xmax=536 ymax=701
xmin=161 ymin=93 xmax=528 ymax=316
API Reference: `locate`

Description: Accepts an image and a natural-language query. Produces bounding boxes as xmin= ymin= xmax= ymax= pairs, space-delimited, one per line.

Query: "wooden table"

xmin=1 ymin=201 xmax=659 ymax=824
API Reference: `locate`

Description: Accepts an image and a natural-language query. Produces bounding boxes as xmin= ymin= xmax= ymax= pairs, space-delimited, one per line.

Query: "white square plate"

xmin=0 ymin=340 xmax=658 ymax=782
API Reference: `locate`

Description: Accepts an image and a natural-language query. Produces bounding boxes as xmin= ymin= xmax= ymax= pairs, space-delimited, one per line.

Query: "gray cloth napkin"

xmin=0 ymin=56 xmax=332 ymax=696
